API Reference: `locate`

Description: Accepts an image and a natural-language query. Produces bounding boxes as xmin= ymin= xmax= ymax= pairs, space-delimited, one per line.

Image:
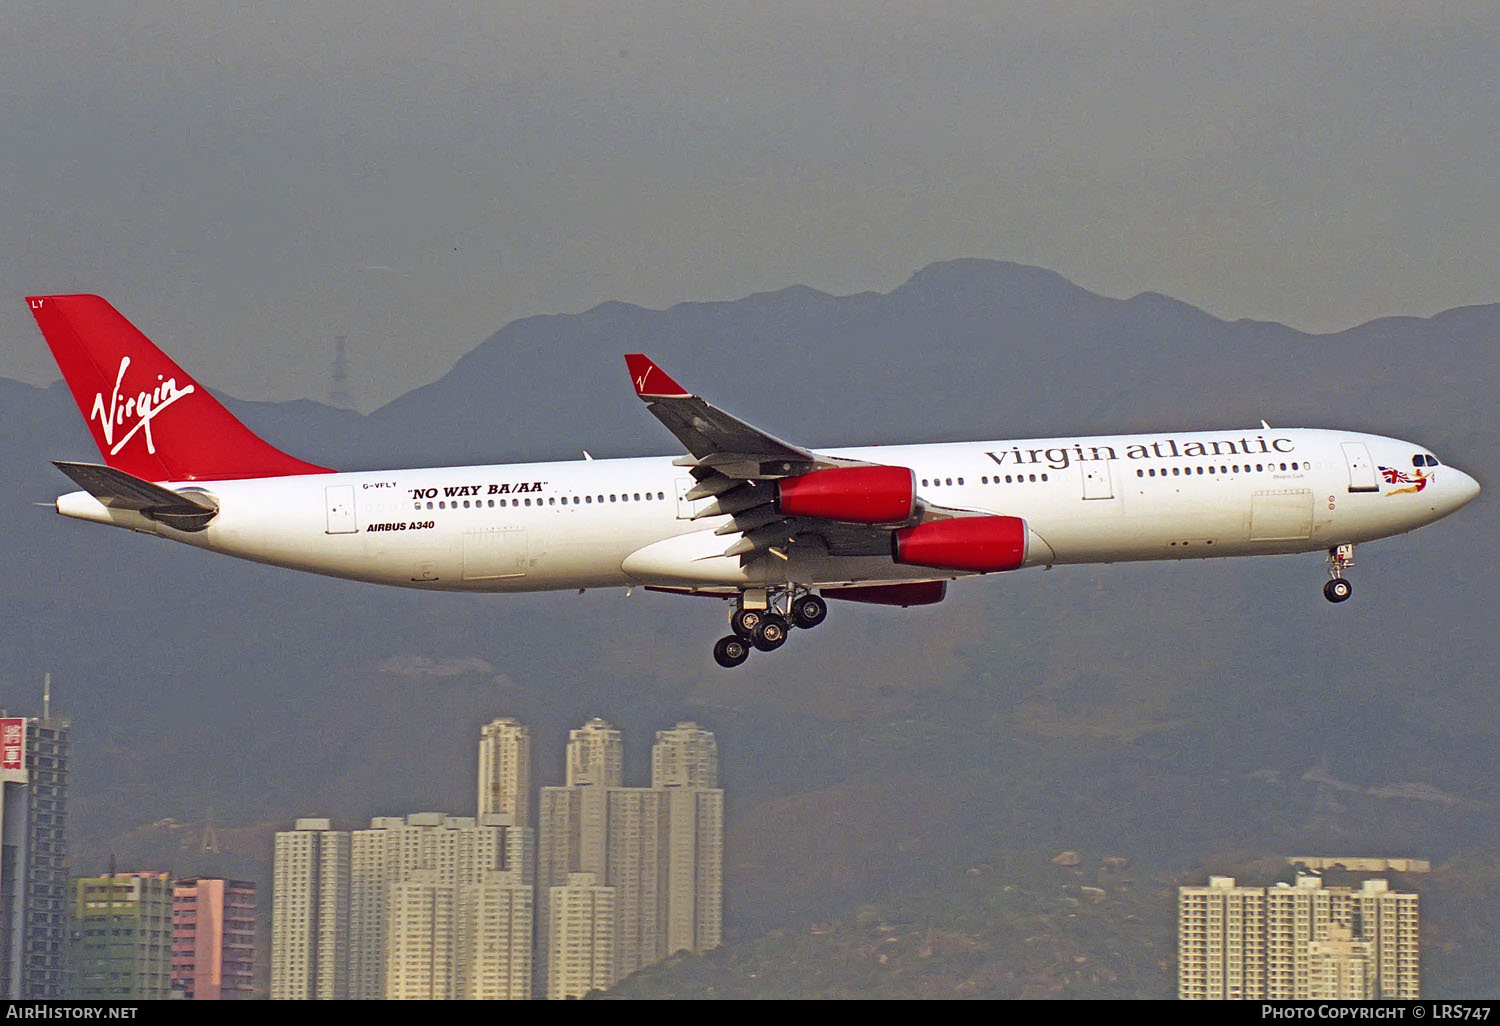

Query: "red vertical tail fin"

xmin=29 ymin=295 xmax=330 ymax=482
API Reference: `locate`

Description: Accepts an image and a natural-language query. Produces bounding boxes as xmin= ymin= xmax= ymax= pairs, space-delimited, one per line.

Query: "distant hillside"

xmin=606 ymin=851 xmax=1500 ymax=999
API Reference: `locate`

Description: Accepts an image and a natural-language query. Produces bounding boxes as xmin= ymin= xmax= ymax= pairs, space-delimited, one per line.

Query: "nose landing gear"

xmin=1323 ymin=543 xmax=1354 ymax=603
xmin=712 ymin=588 xmax=828 ymax=667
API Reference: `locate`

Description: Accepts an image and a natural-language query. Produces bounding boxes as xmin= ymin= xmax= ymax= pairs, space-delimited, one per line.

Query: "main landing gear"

xmin=713 ymin=589 xmax=828 ymax=667
xmin=1323 ymin=543 xmax=1354 ymax=603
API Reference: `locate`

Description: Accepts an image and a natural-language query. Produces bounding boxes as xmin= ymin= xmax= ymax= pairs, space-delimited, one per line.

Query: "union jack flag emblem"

xmin=1379 ymin=466 xmax=1430 ymax=492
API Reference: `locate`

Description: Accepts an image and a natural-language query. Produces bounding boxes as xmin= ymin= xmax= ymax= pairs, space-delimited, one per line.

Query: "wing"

xmin=624 ymin=355 xmax=975 ymax=561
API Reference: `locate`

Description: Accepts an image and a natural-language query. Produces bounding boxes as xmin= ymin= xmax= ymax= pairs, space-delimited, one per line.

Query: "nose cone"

xmin=1447 ymin=468 xmax=1481 ymax=511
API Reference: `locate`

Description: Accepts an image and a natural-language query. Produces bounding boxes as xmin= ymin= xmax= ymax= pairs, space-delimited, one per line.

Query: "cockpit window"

xmin=1412 ymin=454 xmax=1439 ymax=468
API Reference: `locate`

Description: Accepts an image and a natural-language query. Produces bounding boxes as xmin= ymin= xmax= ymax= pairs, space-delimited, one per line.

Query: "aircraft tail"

xmin=29 ymin=295 xmax=331 ymax=482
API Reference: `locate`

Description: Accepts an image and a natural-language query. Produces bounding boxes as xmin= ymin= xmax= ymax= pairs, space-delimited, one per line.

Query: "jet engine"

xmin=892 ymin=516 xmax=1028 ymax=572
xmin=776 ymin=466 xmax=915 ymax=524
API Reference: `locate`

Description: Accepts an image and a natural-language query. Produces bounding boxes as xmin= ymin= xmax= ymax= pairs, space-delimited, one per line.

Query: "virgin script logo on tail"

xmin=90 ymin=356 xmax=196 ymax=456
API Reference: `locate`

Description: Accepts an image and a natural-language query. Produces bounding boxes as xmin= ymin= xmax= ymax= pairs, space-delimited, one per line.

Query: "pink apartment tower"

xmin=172 ymin=878 xmax=256 ymax=999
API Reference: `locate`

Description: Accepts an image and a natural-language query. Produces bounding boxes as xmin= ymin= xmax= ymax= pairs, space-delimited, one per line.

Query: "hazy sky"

xmin=2 ymin=2 xmax=1496 ymax=409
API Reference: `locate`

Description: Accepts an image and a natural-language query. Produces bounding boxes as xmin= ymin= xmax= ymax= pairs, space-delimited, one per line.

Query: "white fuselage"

xmin=55 ymin=427 xmax=1480 ymax=593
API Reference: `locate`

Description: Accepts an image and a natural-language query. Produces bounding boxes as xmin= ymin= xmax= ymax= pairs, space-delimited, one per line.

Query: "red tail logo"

xmin=91 ymin=356 xmax=196 ymax=458
xmin=29 ymin=295 xmax=331 ymax=482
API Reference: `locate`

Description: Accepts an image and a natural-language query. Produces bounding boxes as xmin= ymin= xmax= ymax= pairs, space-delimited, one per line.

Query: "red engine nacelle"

xmin=776 ymin=466 xmax=915 ymax=524
xmin=892 ymin=516 xmax=1029 ymax=573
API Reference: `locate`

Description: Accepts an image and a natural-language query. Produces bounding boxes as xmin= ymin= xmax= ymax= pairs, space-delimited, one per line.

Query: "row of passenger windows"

xmin=414 ymin=491 xmax=667 ymax=511
xmin=1136 ymin=462 xmax=1306 ymax=478
xmin=923 ymin=474 xmax=1051 ymax=487
xmin=925 ymin=462 xmax=1309 ymax=489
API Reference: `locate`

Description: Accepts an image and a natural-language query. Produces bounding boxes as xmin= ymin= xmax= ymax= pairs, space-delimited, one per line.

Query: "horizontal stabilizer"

xmin=53 ymin=461 xmax=219 ymax=531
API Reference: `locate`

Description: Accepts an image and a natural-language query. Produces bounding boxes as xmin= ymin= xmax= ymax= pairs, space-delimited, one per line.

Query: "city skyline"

xmin=270 ymin=715 xmax=722 ymax=999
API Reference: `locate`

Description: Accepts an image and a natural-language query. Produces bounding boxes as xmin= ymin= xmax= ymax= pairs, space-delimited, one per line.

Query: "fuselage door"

xmin=325 ymin=485 xmax=358 ymax=534
xmin=675 ymin=477 xmax=703 ymax=520
xmin=1081 ymin=461 xmax=1114 ymax=500
xmin=1341 ymin=442 xmax=1379 ymax=493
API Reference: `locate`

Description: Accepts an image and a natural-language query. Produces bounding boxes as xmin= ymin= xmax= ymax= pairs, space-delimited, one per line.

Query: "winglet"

xmin=624 ymin=354 xmax=691 ymax=398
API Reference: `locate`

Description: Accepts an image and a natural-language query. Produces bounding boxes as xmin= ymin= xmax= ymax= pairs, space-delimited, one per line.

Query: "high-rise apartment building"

xmin=652 ymin=721 xmax=718 ymax=789
xmin=653 ymin=723 xmax=723 ymax=957
xmin=385 ymin=868 xmax=456 ymax=1000
xmin=465 ymin=870 xmax=533 ymax=1000
xmin=350 ymin=812 xmax=531 ymax=1000
xmin=478 ymin=717 xmax=532 ymax=829
xmin=271 ymin=819 xmax=350 ymax=1000
xmin=566 ymin=718 xmax=623 ymax=788
xmin=1179 ymin=874 xmax=1419 ymax=1000
xmin=69 ymin=872 xmax=174 ymax=1000
xmin=0 ymin=683 xmax=71 ymax=1000
xmin=546 ymin=873 xmax=615 ymax=1000
xmin=171 ymin=877 xmax=255 ymax=999
xmin=537 ymin=719 xmax=723 ymax=996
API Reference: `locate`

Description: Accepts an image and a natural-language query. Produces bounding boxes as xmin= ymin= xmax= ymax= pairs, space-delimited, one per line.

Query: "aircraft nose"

xmin=1449 ymin=468 xmax=1481 ymax=510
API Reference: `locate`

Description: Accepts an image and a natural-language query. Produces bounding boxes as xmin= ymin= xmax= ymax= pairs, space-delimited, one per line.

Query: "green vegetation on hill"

xmin=606 ymin=851 xmax=1176 ymax=999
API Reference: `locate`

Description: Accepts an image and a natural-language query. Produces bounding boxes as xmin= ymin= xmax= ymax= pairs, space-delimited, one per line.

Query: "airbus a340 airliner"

xmin=31 ymin=294 xmax=1480 ymax=667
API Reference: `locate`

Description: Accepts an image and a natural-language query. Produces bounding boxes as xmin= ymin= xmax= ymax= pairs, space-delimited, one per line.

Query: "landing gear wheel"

xmin=790 ymin=594 xmax=828 ymax=630
xmin=751 ymin=613 xmax=790 ymax=651
xmin=1323 ymin=578 xmax=1352 ymax=603
xmin=713 ymin=635 xmax=750 ymax=668
xmin=730 ymin=607 xmax=764 ymax=640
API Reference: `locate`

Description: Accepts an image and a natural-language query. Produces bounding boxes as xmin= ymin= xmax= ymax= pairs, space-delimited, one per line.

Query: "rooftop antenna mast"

xmin=201 ymin=805 xmax=221 ymax=855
